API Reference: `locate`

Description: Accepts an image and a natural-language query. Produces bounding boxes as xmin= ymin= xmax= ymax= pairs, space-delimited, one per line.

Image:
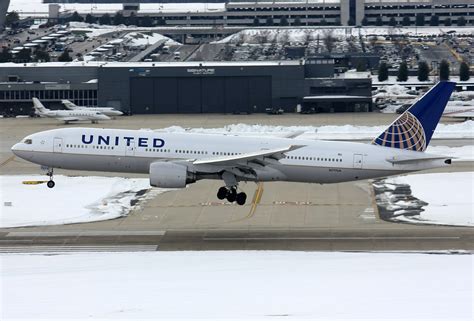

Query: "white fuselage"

xmin=37 ymin=110 xmax=111 ymax=123
xmin=12 ymin=128 xmax=450 ymax=184
xmin=67 ymin=107 xmax=123 ymax=117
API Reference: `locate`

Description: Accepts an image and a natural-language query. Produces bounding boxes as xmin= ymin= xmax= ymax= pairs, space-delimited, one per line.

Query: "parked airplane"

xmin=61 ymin=99 xmax=124 ymax=117
xmin=32 ymin=98 xmax=111 ymax=124
xmin=14 ymin=82 xmax=455 ymax=205
xmin=443 ymin=101 xmax=474 ymax=120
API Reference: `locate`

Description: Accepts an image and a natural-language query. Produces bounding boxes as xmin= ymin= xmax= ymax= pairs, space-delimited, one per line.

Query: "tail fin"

xmin=61 ymin=99 xmax=77 ymax=110
xmin=372 ymin=81 xmax=456 ymax=152
xmin=32 ymin=97 xmax=49 ymax=114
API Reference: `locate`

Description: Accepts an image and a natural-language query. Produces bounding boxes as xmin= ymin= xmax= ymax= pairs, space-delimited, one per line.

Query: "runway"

xmin=0 ymin=115 xmax=473 ymax=252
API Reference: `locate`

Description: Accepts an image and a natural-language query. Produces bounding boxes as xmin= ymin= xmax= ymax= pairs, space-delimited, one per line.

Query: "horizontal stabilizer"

xmin=386 ymin=154 xmax=451 ymax=164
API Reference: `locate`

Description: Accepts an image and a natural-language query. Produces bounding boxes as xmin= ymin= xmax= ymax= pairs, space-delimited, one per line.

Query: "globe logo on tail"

xmin=372 ymin=112 xmax=427 ymax=152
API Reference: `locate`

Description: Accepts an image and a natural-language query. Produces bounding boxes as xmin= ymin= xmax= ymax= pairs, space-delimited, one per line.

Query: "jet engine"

xmin=149 ymin=162 xmax=196 ymax=188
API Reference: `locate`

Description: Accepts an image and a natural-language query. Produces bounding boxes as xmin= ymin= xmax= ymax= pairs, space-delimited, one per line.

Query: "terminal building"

xmin=0 ymin=60 xmax=373 ymax=114
xmin=16 ymin=0 xmax=474 ymax=27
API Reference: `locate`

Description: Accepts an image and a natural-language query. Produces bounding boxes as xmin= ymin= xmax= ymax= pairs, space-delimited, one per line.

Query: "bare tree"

xmin=322 ymin=29 xmax=336 ymax=53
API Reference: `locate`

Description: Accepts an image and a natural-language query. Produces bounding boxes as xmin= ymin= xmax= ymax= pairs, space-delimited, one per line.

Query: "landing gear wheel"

xmin=236 ymin=192 xmax=247 ymax=206
xmin=47 ymin=180 xmax=55 ymax=188
xmin=226 ymin=188 xmax=237 ymax=203
xmin=217 ymin=187 xmax=227 ymax=200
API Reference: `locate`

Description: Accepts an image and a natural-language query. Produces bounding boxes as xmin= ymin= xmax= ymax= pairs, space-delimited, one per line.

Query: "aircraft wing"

xmin=193 ymin=145 xmax=305 ymax=166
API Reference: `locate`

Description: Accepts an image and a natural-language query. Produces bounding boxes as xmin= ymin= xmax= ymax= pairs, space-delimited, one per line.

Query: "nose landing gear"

xmin=217 ymin=186 xmax=247 ymax=205
xmin=46 ymin=168 xmax=55 ymax=188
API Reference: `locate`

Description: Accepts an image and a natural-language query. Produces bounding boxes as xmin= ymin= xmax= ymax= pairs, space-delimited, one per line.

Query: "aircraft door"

xmin=125 ymin=140 xmax=135 ymax=156
xmin=53 ymin=138 xmax=63 ymax=153
xmin=353 ymin=154 xmax=363 ymax=169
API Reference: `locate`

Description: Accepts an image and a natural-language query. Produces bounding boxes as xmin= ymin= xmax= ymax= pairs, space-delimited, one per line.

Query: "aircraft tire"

xmin=226 ymin=188 xmax=237 ymax=203
xmin=236 ymin=192 xmax=247 ymax=206
xmin=217 ymin=187 xmax=227 ymax=200
xmin=47 ymin=180 xmax=55 ymax=188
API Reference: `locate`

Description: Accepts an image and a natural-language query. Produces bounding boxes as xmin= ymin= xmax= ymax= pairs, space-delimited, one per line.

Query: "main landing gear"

xmin=46 ymin=168 xmax=55 ymax=188
xmin=217 ymin=186 xmax=247 ymax=205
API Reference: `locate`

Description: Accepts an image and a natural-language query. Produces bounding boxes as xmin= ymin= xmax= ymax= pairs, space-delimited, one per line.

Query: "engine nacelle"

xmin=149 ymin=162 xmax=196 ymax=188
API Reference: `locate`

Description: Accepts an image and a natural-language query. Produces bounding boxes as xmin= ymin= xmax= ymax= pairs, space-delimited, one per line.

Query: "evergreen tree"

xmin=356 ymin=59 xmax=367 ymax=72
xmin=70 ymin=11 xmax=83 ymax=22
xmin=416 ymin=13 xmax=425 ymax=26
xmin=429 ymin=15 xmax=439 ymax=26
xmin=375 ymin=17 xmax=383 ymax=26
xmin=0 ymin=47 xmax=12 ymax=62
xmin=389 ymin=17 xmax=397 ymax=27
xmin=85 ymin=14 xmax=96 ymax=24
xmin=58 ymin=50 xmax=72 ymax=62
xmin=417 ymin=61 xmax=430 ymax=81
xmin=99 ymin=13 xmax=111 ymax=25
xmin=34 ymin=49 xmax=50 ymax=62
xmin=459 ymin=61 xmax=470 ymax=81
xmin=16 ymin=48 xmax=32 ymax=62
xmin=266 ymin=17 xmax=273 ymax=26
xmin=457 ymin=16 xmax=466 ymax=26
xmin=113 ymin=12 xmax=125 ymax=25
xmin=444 ymin=18 xmax=452 ymax=26
xmin=397 ymin=61 xmax=408 ymax=82
xmin=127 ymin=12 xmax=138 ymax=26
xmin=347 ymin=18 xmax=355 ymax=26
xmin=402 ymin=15 xmax=411 ymax=26
xmin=378 ymin=62 xmax=389 ymax=82
xmin=140 ymin=16 xmax=153 ymax=27
xmin=361 ymin=17 xmax=368 ymax=26
xmin=293 ymin=17 xmax=301 ymax=26
xmin=253 ymin=17 xmax=260 ymax=26
xmin=439 ymin=59 xmax=450 ymax=80
xmin=5 ymin=11 xmax=20 ymax=27
xmin=279 ymin=16 xmax=289 ymax=26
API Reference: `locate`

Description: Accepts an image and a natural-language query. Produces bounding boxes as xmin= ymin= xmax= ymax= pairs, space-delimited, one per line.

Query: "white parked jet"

xmin=61 ymin=99 xmax=124 ymax=117
xmin=32 ymin=98 xmax=111 ymax=124
xmin=14 ymin=82 xmax=455 ymax=205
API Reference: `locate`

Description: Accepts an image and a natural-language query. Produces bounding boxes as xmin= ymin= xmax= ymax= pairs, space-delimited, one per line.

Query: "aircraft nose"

xmin=11 ymin=143 xmax=22 ymax=156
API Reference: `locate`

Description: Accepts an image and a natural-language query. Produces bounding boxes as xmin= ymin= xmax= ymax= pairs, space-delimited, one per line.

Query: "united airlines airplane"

xmin=13 ymin=82 xmax=455 ymax=205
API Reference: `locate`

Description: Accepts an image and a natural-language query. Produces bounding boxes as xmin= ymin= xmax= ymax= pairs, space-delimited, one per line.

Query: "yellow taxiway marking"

xmin=22 ymin=180 xmax=48 ymax=185
xmin=0 ymin=155 xmax=15 ymax=168
xmin=248 ymin=182 xmax=264 ymax=218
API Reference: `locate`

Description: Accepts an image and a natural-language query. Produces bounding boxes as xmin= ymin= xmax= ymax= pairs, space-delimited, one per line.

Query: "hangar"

xmin=0 ymin=60 xmax=374 ymax=114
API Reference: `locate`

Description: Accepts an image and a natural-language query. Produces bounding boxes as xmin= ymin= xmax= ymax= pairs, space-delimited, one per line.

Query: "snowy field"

xmin=155 ymin=121 xmax=474 ymax=140
xmin=375 ymin=172 xmax=474 ymax=227
xmin=1 ymin=251 xmax=472 ymax=320
xmin=0 ymin=175 xmax=166 ymax=228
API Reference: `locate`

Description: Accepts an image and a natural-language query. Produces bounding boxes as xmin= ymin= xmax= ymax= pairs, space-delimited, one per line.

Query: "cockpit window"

xmin=24 ymin=139 xmax=32 ymax=144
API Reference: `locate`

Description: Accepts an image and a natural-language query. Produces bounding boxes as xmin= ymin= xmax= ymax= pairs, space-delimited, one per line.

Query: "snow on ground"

xmin=375 ymin=172 xmax=474 ymax=227
xmin=215 ymin=26 xmax=474 ymax=44
xmin=122 ymin=31 xmax=179 ymax=47
xmin=0 ymin=175 xmax=166 ymax=228
xmin=1 ymin=251 xmax=472 ymax=319
xmin=426 ymin=145 xmax=474 ymax=161
xmin=156 ymin=120 xmax=474 ymax=140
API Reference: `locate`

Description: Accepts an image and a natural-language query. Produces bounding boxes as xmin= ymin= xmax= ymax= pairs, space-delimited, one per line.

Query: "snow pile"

xmin=374 ymin=172 xmax=474 ymax=227
xmin=122 ymin=32 xmax=179 ymax=48
xmin=0 ymin=175 xmax=167 ymax=228
xmin=155 ymin=121 xmax=474 ymax=140
xmin=2 ymin=251 xmax=472 ymax=319
xmin=426 ymin=145 xmax=474 ymax=161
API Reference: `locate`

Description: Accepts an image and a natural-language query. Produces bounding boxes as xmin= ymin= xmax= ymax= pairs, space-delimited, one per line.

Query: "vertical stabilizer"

xmin=61 ymin=99 xmax=78 ymax=110
xmin=372 ymin=81 xmax=456 ymax=151
xmin=32 ymin=97 xmax=50 ymax=114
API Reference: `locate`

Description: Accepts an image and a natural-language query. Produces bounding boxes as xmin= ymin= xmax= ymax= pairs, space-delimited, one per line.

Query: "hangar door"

xmin=130 ymin=76 xmax=271 ymax=114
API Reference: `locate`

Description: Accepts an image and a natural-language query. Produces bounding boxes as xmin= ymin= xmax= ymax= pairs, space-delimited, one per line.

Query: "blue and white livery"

xmin=13 ymin=82 xmax=456 ymax=205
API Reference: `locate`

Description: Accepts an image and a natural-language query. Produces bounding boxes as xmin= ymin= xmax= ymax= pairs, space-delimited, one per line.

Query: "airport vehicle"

xmin=32 ymin=98 xmax=111 ymax=124
xmin=61 ymin=99 xmax=124 ymax=117
xmin=14 ymin=82 xmax=455 ymax=205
